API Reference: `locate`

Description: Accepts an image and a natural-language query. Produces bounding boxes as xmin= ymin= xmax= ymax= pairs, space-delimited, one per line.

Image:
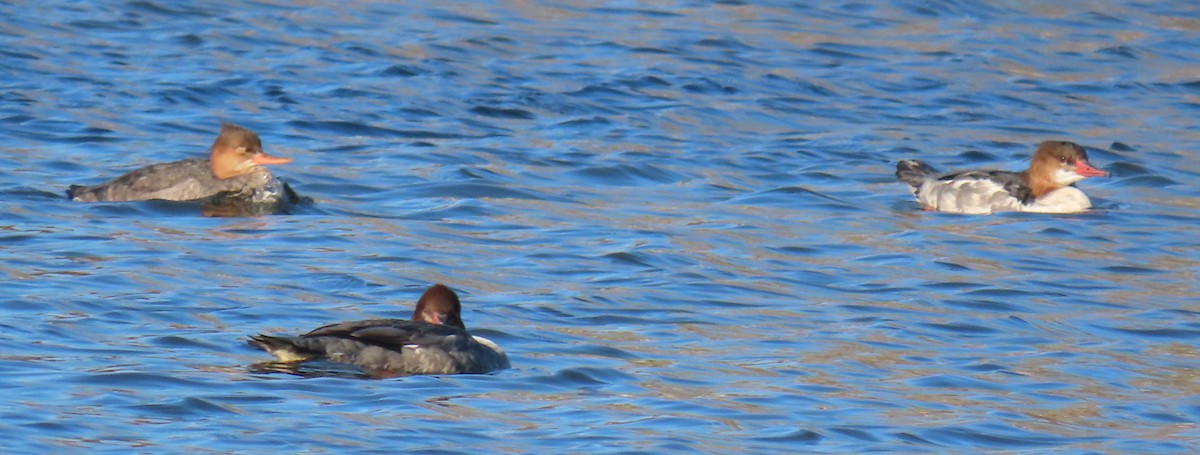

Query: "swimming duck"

xmin=68 ymin=123 xmax=293 ymax=203
xmin=896 ymin=141 xmax=1108 ymax=214
xmin=249 ymin=284 xmax=509 ymax=376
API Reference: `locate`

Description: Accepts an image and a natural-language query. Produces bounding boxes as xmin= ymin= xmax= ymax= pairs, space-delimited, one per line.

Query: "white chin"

xmin=1054 ymin=169 xmax=1085 ymax=186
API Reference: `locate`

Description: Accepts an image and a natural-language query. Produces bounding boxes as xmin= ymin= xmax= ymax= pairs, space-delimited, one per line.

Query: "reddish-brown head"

xmin=209 ymin=123 xmax=293 ymax=179
xmin=412 ymin=284 xmax=466 ymax=329
xmin=1026 ymin=141 xmax=1107 ymax=198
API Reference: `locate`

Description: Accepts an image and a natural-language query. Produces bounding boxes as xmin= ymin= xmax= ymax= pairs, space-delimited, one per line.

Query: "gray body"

xmin=68 ymin=158 xmax=283 ymax=202
xmin=250 ymin=318 xmax=509 ymax=376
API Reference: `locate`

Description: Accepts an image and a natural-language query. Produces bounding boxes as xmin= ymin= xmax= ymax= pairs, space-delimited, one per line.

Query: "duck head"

xmin=412 ymin=284 xmax=467 ymax=329
xmin=1026 ymin=141 xmax=1107 ymax=198
xmin=209 ymin=123 xmax=293 ymax=179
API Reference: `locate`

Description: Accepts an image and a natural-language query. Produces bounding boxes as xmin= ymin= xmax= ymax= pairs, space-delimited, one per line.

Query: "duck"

xmin=68 ymin=123 xmax=294 ymax=203
xmin=896 ymin=141 xmax=1108 ymax=214
xmin=248 ymin=284 xmax=510 ymax=377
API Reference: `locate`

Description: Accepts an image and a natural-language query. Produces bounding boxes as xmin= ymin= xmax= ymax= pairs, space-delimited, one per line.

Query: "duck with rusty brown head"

xmin=68 ymin=123 xmax=295 ymax=204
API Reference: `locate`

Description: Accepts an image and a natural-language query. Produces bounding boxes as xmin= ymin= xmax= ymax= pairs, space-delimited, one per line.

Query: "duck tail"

xmin=895 ymin=160 xmax=939 ymax=188
xmin=248 ymin=334 xmax=316 ymax=363
xmin=66 ymin=184 xmax=88 ymax=201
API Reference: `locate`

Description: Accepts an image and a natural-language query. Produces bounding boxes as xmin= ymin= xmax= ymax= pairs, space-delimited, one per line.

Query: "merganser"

xmin=249 ymin=284 xmax=510 ymax=376
xmin=68 ymin=123 xmax=293 ymax=203
xmin=896 ymin=141 xmax=1108 ymax=214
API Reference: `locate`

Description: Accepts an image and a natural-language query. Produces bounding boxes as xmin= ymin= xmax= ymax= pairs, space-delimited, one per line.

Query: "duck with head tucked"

xmin=249 ymin=284 xmax=510 ymax=377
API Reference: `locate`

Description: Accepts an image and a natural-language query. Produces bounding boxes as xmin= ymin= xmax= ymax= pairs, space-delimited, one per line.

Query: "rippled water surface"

xmin=3 ymin=1 xmax=1200 ymax=452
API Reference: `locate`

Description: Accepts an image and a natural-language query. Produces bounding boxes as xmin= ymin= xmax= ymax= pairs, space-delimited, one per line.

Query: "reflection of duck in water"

xmin=896 ymin=141 xmax=1108 ymax=214
xmin=68 ymin=123 xmax=297 ymax=207
xmin=249 ymin=284 xmax=510 ymax=377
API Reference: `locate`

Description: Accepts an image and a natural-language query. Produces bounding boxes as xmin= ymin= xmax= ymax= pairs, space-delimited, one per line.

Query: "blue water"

xmin=2 ymin=1 xmax=1199 ymax=452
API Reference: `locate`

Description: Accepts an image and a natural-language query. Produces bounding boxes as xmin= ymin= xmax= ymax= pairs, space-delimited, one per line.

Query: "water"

xmin=2 ymin=0 xmax=1199 ymax=452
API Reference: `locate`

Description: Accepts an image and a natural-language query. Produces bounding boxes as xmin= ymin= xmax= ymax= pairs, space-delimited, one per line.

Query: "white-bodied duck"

xmin=896 ymin=141 xmax=1108 ymax=214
